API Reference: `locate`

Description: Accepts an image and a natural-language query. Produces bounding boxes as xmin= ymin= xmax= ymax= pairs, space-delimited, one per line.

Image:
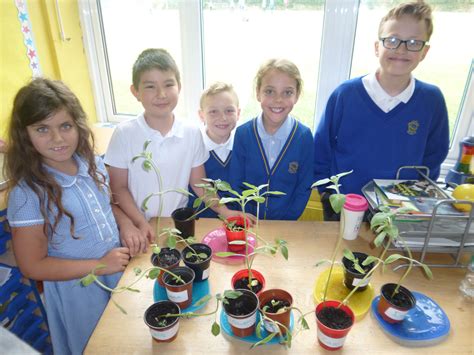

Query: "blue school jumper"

xmin=230 ymin=118 xmax=314 ymax=220
xmin=313 ymin=77 xmax=449 ymax=195
xmin=188 ymin=150 xmax=232 ymax=218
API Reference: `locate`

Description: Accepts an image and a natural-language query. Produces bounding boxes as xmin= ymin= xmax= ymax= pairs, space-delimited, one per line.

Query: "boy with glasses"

xmin=313 ymin=1 xmax=449 ymax=220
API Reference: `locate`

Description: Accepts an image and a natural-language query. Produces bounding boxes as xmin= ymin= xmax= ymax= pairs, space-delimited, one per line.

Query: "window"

xmin=80 ymin=0 xmax=472 ymax=175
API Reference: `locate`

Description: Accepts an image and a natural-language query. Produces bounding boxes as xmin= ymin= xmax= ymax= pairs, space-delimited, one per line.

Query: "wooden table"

xmin=85 ymin=219 xmax=473 ymax=354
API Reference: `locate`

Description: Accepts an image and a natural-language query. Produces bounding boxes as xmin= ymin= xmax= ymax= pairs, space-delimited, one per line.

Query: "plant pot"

xmin=316 ymin=300 xmax=354 ymax=351
xmin=171 ymin=207 xmax=196 ymax=239
xmin=342 ymin=252 xmax=375 ymax=292
xmin=162 ymin=266 xmax=195 ymax=309
xmin=181 ymin=243 xmax=212 ymax=282
xmin=377 ymin=283 xmax=416 ymax=324
xmin=231 ymin=269 xmax=265 ymax=295
xmin=144 ymin=301 xmax=181 ymax=343
xmin=223 ymin=288 xmax=259 ymax=337
xmin=151 ymin=247 xmax=181 ymax=286
xmin=224 ymin=216 xmax=248 ymax=252
xmin=258 ymin=289 xmax=293 ymax=335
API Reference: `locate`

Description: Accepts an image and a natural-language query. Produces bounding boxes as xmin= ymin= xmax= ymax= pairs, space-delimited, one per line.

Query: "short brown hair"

xmin=379 ymin=1 xmax=433 ymax=40
xmin=132 ymin=48 xmax=181 ymax=89
xmin=255 ymin=59 xmax=303 ymax=97
xmin=200 ymin=82 xmax=239 ymax=109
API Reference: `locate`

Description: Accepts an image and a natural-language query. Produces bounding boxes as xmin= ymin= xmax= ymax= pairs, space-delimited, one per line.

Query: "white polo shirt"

xmin=200 ymin=126 xmax=234 ymax=162
xmin=105 ymin=113 xmax=209 ymax=219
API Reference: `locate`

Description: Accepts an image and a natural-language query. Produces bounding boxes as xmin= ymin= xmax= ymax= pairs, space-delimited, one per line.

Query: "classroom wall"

xmin=0 ymin=0 xmax=97 ymax=139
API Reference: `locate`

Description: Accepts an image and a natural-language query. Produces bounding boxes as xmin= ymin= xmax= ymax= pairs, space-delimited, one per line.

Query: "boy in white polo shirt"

xmin=105 ymin=48 xmax=235 ymax=254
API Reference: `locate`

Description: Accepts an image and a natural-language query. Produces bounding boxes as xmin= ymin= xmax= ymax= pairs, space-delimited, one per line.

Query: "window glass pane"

xmin=99 ymin=0 xmax=186 ymax=118
xmin=202 ymin=1 xmax=325 ymax=130
xmin=351 ymin=1 xmax=474 ymax=142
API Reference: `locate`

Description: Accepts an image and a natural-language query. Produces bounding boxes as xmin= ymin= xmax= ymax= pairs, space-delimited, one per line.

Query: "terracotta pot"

xmin=144 ymin=301 xmax=181 ymax=343
xmin=258 ymin=289 xmax=293 ymax=335
xmin=223 ymin=288 xmax=259 ymax=337
xmin=162 ymin=266 xmax=195 ymax=309
xmin=342 ymin=252 xmax=374 ymax=292
xmin=151 ymin=248 xmax=181 ymax=286
xmin=316 ymin=300 xmax=354 ymax=351
xmin=377 ymin=283 xmax=416 ymax=323
xmin=181 ymin=243 xmax=212 ymax=282
xmin=224 ymin=216 xmax=248 ymax=252
xmin=231 ymin=269 xmax=266 ymax=295
xmin=171 ymin=207 xmax=196 ymax=239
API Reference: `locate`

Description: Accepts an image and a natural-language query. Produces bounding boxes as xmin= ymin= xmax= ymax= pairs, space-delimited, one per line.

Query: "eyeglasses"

xmin=379 ymin=37 xmax=427 ymax=52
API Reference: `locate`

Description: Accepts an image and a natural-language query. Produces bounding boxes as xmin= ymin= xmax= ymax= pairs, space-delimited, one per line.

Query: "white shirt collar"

xmin=362 ymin=73 xmax=415 ymax=113
xmin=201 ymin=126 xmax=234 ymax=162
xmin=138 ymin=113 xmax=184 ymax=138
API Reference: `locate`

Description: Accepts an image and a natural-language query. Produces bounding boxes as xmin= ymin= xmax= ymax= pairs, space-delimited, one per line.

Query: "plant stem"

xmin=392 ymin=235 xmax=413 ymax=297
xmin=150 ymin=159 xmax=164 ymax=244
xmin=323 ymin=210 xmax=345 ymax=302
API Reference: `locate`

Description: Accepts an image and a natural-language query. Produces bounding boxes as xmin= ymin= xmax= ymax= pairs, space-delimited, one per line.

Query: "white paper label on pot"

xmin=263 ymin=319 xmax=279 ymax=333
xmin=149 ymin=322 xmax=179 ymax=341
xmin=227 ymin=312 xmax=257 ymax=329
xmin=352 ymin=276 xmax=370 ymax=287
xmin=317 ymin=328 xmax=346 ymax=348
xmin=202 ymin=267 xmax=210 ymax=280
xmin=384 ymin=306 xmax=408 ymax=321
xmin=166 ymin=289 xmax=189 ymax=303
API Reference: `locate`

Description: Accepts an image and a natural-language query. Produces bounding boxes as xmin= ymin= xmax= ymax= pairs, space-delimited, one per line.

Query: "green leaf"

xmin=148 ymin=268 xmax=161 ymax=279
xmin=141 ymin=194 xmax=154 ymax=211
xmin=364 ymin=256 xmax=378 ymax=265
xmin=192 ymin=198 xmax=202 ymax=209
xmin=421 ymin=264 xmax=434 ymax=279
xmin=311 ymin=178 xmax=331 ymax=187
xmin=229 ymin=240 xmax=246 ymax=245
xmin=80 ymin=273 xmax=96 ymax=287
xmin=151 ymin=245 xmax=161 ymax=254
xmin=124 ymin=287 xmax=141 ymax=293
xmin=353 ymin=263 xmax=366 ymax=274
xmin=242 ymin=182 xmax=258 ymax=190
xmin=112 ymin=299 xmax=127 ymax=315
xmin=343 ymin=248 xmax=356 ymax=262
xmin=197 ymin=253 xmax=207 ymax=259
xmin=133 ymin=267 xmax=142 ymax=275
xmin=255 ymin=318 xmax=264 ymax=339
xmin=219 ymin=197 xmax=239 ymax=204
xmin=167 ymin=235 xmax=177 ymax=249
xmin=211 ymin=322 xmax=221 ymax=336
xmin=215 ymin=251 xmax=239 ymax=257
xmin=242 ymin=189 xmax=255 ymax=198
xmin=385 ymin=254 xmax=404 ymax=264
xmin=248 ymin=196 xmax=265 ymax=203
xmin=251 ymin=332 xmax=277 ymax=348
xmin=142 ymin=160 xmax=152 ymax=172
xmin=224 ymin=290 xmax=242 ymax=299
xmin=373 ymin=231 xmax=387 ymax=247
xmin=280 ymin=245 xmax=289 ymax=260
xmin=143 ymin=140 xmax=152 ymax=150
xmin=329 ymin=194 xmax=345 ymax=213
xmin=299 ymin=316 xmax=309 ymax=330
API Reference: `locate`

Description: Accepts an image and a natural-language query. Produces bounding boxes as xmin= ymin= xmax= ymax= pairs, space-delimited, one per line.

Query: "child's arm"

xmin=108 ymin=166 xmax=155 ymax=241
xmin=11 ymin=225 xmax=130 ymax=281
xmin=112 ymin=204 xmax=150 ymax=257
xmin=189 ymin=165 xmax=256 ymax=223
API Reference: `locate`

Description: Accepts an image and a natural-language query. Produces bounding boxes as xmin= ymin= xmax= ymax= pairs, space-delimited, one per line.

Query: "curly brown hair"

xmin=5 ymin=78 xmax=105 ymax=239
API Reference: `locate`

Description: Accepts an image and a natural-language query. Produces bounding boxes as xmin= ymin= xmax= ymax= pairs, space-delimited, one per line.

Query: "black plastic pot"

xmin=151 ymin=247 xmax=181 ymax=286
xmin=171 ymin=207 xmax=196 ymax=238
xmin=182 ymin=243 xmax=212 ymax=282
xmin=144 ymin=301 xmax=181 ymax=343
xmin=342 ymin=252 xmax=374 ymax=292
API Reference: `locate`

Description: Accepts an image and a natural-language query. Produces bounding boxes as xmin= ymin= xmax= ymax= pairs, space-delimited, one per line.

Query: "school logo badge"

xmin=288 ymin=161 xmax=298 ymax=174
xmin=407 ymin=120 xmax=419 ymax=135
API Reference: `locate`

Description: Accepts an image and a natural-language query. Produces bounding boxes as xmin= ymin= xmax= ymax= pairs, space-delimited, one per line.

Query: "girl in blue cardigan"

xmin=230 ymin=59 xmax=314 ymax=220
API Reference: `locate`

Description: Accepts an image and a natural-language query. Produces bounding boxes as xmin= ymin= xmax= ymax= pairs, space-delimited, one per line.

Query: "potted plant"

xmin=171 ymin=207 xmax=196 ymax=239
xmin=143 ymin=300 xmax=181 ymax=343
xmin=220 ymin=215 xmax=248 ymax=252
xmin=341 ymin=249 xmax=375 ymax=292
xmin=161 ymin=266 xmax=195 ymax=309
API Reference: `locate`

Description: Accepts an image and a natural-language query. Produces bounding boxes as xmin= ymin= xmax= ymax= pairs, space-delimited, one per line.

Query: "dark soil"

xmin=234 ymin=277 xmax=263 ymax=294
xmin=262 ymin=298 xmax=291 ymax=313
xmin=317 ymin=306 xmax=353 ymax=329
xmin=382 ymin=287 xmax=414 ymax=308
xmin=165 ymin=271 xmax=193 ymax=286
xmin=225 ymin=294 xmax=257 ymax=316
xmin=145 ymin=303 xmax=179 ymax=328
xmin=158 ymin=253 xmax=179 ymax=267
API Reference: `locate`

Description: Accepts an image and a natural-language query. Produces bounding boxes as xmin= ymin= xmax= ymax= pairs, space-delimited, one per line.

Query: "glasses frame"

xmin=379 ymin=37 xmax=428 ymax=52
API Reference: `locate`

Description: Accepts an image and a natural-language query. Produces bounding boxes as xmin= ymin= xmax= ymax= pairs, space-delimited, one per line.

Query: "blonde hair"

xmin=200 ymin=82 xmax=239 ymax=109
xmin=255 ymin=59 xmax=303 ymax=96
xmin=379 ymin=1 xmax=433 ymax=40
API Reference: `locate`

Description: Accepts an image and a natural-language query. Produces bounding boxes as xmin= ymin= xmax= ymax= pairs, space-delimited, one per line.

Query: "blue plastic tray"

xmin=220 ymin=310 xmax=294 ymax=344
xmin=371 ymin=291 xmax=450 ymax=346
xmin=153 ymin=279 xmax=210 ymax=313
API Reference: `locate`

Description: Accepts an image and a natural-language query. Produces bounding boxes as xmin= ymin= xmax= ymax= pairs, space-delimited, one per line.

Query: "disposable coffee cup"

xmin=341 ymin=194 xmax=368 ymax=241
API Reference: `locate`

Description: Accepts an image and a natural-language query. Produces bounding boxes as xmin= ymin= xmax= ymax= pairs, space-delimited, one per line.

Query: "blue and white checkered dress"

xmin=7 ymin=155 xmax=122 ymax=355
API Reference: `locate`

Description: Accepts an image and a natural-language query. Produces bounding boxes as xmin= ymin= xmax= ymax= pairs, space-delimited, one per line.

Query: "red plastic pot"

xmin=224 ymin=216 xmax=249 ymax=252
xmin=377 ymin=283 xmax=416 ymax=324
xmin=231 ymin=269 xmax=265 ymax=295
xmin=258 ymin=289 xmax=293 ymax=335
xmin=162 ymin=266 xmax=195 ymax=309
xmin=223 ymin=289 xmax=259 ymax=337
xmin=316 ymin=300 xmax=354 ymax=351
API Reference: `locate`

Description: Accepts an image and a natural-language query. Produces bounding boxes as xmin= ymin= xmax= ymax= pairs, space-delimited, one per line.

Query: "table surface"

xmin=85 ymin=218 xmax=473 ymax=354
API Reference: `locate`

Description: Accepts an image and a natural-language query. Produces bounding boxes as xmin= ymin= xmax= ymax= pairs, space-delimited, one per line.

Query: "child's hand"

xmin=137 ymin=221 xmax=156 ymax=244
xmin=120 ymin=223 xmax=149 ymax=257
xmin=99 ymin=247 xmax=130 ymax=274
